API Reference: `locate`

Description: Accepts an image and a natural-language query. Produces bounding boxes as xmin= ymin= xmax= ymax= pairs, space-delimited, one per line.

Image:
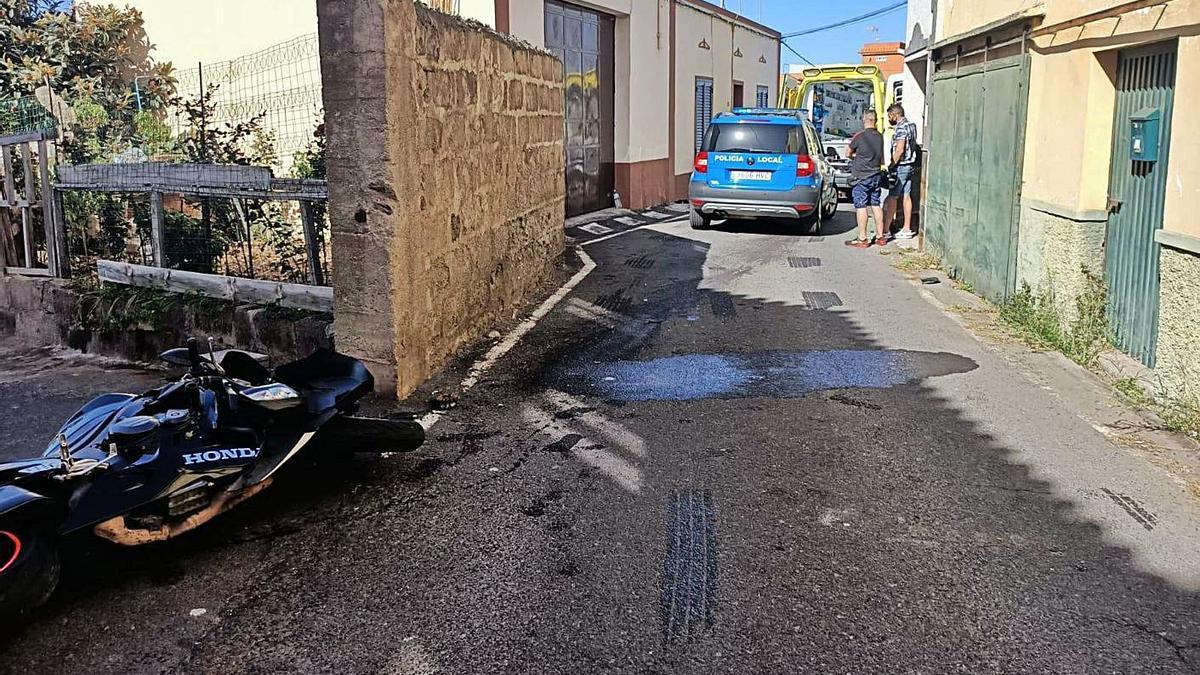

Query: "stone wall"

xmin=0 ymin=276 xmax=332 ymax=364
xmin=1155 ymin=247 xmax=1200 ymax=403
xmin=319 ymin=0 xmax=566 ymax=396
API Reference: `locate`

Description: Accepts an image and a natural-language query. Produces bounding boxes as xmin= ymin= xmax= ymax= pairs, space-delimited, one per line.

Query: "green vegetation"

xmin=998 ymin=268 xmax=1109 ymax=368
xmin=1113 ymin=377 xmax=1152 ymax=406
xmin=893 ymin=251 xmax=942 ymax=272
xmin=1160 ymin=400 xmax=1200 ymax=441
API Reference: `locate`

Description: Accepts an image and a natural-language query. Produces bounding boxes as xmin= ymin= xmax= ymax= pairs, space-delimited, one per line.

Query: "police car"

xmin=688 ymin=108 xmax=838 ymax=232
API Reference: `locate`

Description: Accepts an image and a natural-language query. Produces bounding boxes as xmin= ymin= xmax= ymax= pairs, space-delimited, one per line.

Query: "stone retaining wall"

xmin=319 ymin=0 xmax=566 ymax=397
xmin=0 ymin=276 xmax=331 ymax=365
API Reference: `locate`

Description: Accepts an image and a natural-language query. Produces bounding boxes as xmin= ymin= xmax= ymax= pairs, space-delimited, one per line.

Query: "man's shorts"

xmin=851 ymin=172 xmax=883 ymax=209
xmin=889 ymin=163 xmax=916 ymax=198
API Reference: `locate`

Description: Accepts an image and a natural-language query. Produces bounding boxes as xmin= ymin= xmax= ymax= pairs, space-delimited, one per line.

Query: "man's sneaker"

xmin=896 ymin=230 xmax=916 ymax=239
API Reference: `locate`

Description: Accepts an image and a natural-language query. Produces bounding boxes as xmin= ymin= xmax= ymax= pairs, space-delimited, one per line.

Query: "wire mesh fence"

xmin=19 ymin=33 xmax=334 ymax=286
xmin=0 ymin=95 xmax=59 ymax=138
xmin=168 ymin=34 xmax=324 ymax=172
xmin=61 ymin=190 xmax=331 ymax=285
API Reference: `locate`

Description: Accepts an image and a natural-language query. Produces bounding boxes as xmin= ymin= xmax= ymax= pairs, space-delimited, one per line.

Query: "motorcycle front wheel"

xmin=0 ymin=523 xmax=60 ymax=617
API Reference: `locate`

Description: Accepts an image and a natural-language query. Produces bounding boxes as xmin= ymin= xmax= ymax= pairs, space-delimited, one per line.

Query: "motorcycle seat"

xmin=273 ymin=349 xmax=374 ymax=412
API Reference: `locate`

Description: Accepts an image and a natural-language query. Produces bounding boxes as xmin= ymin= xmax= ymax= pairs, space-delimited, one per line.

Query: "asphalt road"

xmin=3 ymin=208 xmax=1200 ymax=674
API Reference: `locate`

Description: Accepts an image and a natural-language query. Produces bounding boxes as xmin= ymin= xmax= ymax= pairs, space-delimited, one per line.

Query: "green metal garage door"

xmin=1104 ymin=42 xmax=1176 ymax=367
xmin=927 ymin=54 xmax=1030 ymax=302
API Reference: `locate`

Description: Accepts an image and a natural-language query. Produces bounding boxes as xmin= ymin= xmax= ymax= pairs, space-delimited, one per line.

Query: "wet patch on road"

xmin=661 ymin=489 xmax=718 ymax=642
xmin=551 ymin=349 xmax=977 ymax=402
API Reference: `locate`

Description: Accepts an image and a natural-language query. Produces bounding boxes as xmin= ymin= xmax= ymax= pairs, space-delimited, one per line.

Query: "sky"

xmin=722 ymin=0 xmax=908 ymax=69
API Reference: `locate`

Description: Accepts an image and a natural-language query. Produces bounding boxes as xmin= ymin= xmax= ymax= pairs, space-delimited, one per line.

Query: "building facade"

xmin=900 ymin=0 xmax=933 ymax=141
xmin=458 ymin=0 xmax=781 ymax=214
xmin=859 ymin=41 xmax=905 ymax=80
xmin=926 ymin=0 xmax=1200 ymax=404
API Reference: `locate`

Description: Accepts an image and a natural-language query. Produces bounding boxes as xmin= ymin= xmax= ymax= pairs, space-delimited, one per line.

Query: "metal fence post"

xmin=17 ymin=144 xmax=34 ymax=267
xmin=36 ymin=139 xmax=58 ymax=276
xmin=52 ymin=188 xmax=69 ymax=277
xmin=299 ymin=200 xmax=324 ymax=286
xmin=149 ymin=190 xmax=166 ymax=267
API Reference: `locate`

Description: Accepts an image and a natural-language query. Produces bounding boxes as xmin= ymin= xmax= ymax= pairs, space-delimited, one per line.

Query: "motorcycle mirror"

xmin=160 ymin=347 xmax=193 ymax=367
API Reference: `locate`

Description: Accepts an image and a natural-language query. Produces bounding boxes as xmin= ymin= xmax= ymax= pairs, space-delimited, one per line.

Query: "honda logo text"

xmin=182 ymin=448 xmax=259 ymax=466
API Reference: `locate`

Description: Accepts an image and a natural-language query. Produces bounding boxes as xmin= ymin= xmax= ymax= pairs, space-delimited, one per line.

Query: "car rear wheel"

xmin=689 ymin=207 xmax=710 ymax=230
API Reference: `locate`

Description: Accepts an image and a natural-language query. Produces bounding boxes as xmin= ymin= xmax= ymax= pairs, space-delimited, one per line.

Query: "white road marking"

xmin=578 ymin=223 xmax=613 ymax=235
xmin=419 ymin=248 xmax=597 ymax=430
xmin=614 ymin=216 xmax=642 ymax=226
xmin=642 ymin=211 xmax=671 ymax=220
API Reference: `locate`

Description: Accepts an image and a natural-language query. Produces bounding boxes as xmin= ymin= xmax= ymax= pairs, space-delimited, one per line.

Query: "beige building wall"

xmin=940 ymin=0 xmax=1200 ymax=403
xmin=119 ymin=0 xmax=318 ymax=68
xmin=465 ymin=0 xmax=778 ymax=208
xmin=672 ymin=1 xmax=779 ymax=182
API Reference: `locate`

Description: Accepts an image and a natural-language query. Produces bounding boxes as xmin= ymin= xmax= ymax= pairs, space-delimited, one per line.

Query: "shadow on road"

xmin=2 ymin=223 xmax=1198 ymax=673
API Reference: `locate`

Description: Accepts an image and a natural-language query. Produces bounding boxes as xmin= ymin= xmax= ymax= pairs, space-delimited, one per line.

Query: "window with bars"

xmin=695 ymin=77 xmax=714 ymax=154
xmin=756 ymin=85 xmax=770 ymax=107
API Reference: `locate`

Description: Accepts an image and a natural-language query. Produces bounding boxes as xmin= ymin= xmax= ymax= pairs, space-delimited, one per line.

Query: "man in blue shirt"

xmin=884 ymin=103 xmax=919 ymax=241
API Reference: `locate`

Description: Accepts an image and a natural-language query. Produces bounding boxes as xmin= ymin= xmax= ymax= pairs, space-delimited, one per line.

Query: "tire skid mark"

xmin=661 ymin=489 xmax=718 ymax=641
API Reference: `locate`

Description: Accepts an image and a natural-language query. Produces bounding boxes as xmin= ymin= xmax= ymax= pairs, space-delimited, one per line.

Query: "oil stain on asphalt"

xmin=551 ymin=350 xmax=977 ymax=402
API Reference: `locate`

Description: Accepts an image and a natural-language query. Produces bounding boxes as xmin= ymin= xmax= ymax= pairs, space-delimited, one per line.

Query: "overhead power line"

xmin=781 ymin=41 xmax=816 ymax=67
xmin=781 ymin=1 xmax=907 ymax=39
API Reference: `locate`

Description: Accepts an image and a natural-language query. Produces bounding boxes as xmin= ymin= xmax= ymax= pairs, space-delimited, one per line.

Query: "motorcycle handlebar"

xmin=186 ymin=337 xmax=202 ymax=374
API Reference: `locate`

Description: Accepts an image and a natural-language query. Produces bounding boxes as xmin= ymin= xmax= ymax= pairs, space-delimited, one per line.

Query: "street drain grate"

xmin=706 ymin=292 xmax=736 ymax=319
xmin=788 ymin=256 xmax=821 ymax=269
xmin=624 ymin=255 xmax=656 ymax=269
xmin=1101 ymin=488 xmax=1157 ymax=531
xmin=595 ymin=291 xmax=634 ymax=314
xmin=802 ymin=291 xmax=843 ymax=310
xmin=660 ymin=489 xmax=718 ymax=641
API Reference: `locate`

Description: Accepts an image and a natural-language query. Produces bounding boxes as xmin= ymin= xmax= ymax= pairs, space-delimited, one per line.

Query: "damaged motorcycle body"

xmin=0 ymin=341 xmax=424 ymax=614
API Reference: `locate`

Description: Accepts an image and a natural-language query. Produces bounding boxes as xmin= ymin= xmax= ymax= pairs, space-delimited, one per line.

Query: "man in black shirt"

xmin=845 ymin=111 xmax=886 ymax=248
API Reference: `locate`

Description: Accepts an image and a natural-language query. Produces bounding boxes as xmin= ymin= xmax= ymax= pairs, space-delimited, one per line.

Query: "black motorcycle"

xmin=0 ymin=338 xmax=424 ymax=614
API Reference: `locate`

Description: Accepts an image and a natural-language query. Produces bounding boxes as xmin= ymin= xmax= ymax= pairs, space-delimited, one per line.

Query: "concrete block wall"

xmin=1015 ymin=205 xmax=1106 ymax=324
xmin=1155 ymin=247 xmax=1200 ymax=403
xmin=319 ymin=0 xmax=566 ymax=396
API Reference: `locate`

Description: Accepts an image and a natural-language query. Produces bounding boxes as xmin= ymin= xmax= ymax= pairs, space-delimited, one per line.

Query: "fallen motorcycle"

xmin=0 ymin=338 xmax=424 ymax=615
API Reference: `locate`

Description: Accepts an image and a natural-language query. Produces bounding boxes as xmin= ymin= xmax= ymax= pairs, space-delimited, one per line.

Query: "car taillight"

xmin=796 ymin=154 xmax=814 ymax=178
xmin=694 ymin=152 xmax=709 ymax=174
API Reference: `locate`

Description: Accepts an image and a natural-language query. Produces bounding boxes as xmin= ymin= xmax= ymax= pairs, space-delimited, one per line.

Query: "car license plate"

xmin=730 ymin=170 xmax=772 ymax=182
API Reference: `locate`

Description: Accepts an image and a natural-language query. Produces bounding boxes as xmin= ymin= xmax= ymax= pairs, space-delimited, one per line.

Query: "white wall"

xmin=457 ymin=0 xmax=497 ymax=26
xmin=119 ymin=0 xmax=317 ymax=68
xmin=673 ymin=1 xmax=779 ymax=176
xmin=902 ymin=0 xmax=933 ymax=140
xmin=508 ymin=0 xmax=548 ymax=43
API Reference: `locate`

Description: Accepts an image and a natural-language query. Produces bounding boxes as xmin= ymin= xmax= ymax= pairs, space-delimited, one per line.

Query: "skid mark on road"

xmin=1101 ymin=488 xmax=1158 ymax=531
xmin=661 ymin=489 xmax=718 ymax=642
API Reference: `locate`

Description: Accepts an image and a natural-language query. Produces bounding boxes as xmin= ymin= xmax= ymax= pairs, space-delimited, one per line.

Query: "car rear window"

xmin=703 ymin=123 xmax=806 ymax=155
